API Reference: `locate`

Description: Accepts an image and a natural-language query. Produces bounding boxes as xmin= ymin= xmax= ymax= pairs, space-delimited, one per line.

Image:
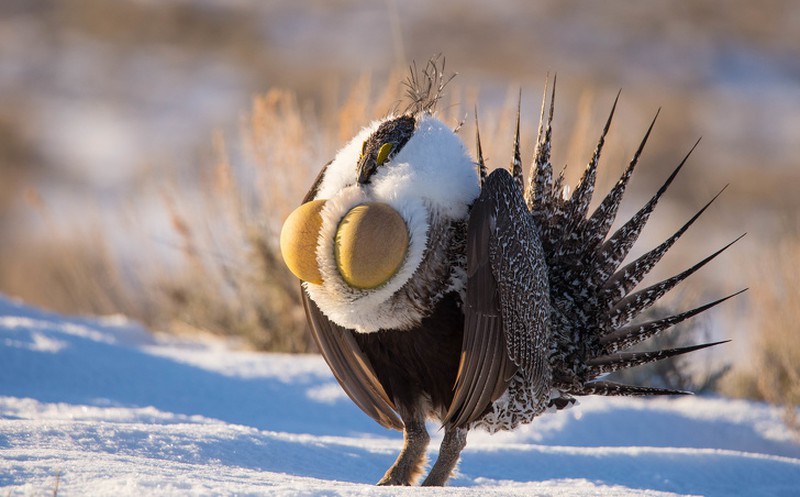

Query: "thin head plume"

xmin=510 ymin=88 xmax=524 ymax=192
xmin=403 ymin=54 xmax=457 ymax=115
xmin=475 ymin=106 xmax=487 ymax=187
xmin=453 ymin=113 xmax=467 ymax=134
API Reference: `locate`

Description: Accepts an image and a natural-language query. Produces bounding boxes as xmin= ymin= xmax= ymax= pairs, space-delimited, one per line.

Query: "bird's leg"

xmin=421 ymin=426 xmax=467 ymax=486
xmin=377 ymin=415 xmax=430 ymax=486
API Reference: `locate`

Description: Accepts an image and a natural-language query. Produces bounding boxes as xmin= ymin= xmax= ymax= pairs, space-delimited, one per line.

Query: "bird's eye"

xmin=376 ymin=143 xmax=393 ymax=166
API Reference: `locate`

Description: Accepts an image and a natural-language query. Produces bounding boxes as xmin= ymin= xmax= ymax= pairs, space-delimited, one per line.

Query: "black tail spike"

xmin=475 ymin=106 xmax=487 ymax=187
xmin=576 ymin=381 xmax=692 ymax=397
xmin=565 ymin=90 xmax=621 ymax=228
xmin=602 ymin=185 xmax=729 ymax=302
xmin=604 ymin=234 xmax=745 ymax=330
xmin=590 ymin=139 xmax=701 ymax=287
xmin=655 ymin=137 xmax=702 ymax=197
xmin=587 ymin=341 xmax=729 ymax=376
xmin=526 ymin=74 xmax=556 ymax=212
xmin=630 ymin=108 xmax=660 ymax=172
xmin=534 ymin=75 xmax=549 ymax=156
xmin=553 ymin=165 xmax=567 ymax=201
xmin=599 ymin=289 xmax=747 ymax=353
xmin=583 ymin=109 xmax=661 ymax=252
xmin=510 ymin=89 xmax=524 ymax=192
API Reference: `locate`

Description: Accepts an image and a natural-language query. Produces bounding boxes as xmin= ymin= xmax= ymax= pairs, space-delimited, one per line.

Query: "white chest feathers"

xmin=297 ymin=114 xmax=480 ymax=333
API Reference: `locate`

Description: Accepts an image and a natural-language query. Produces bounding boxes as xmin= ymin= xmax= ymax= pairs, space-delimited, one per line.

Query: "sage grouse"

xmin=279 ymin=62 xmax=742 ymax=486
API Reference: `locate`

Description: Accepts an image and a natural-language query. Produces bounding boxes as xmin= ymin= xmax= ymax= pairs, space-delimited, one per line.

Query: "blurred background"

xmin=1 ymin=0 xmax=798 ymax=423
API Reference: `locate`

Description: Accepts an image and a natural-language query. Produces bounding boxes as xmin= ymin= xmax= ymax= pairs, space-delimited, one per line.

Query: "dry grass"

xmin=2 ymin=72 xmax=798 ymax=435
xmin=721 ymin=230 xmax=800 ymax=436
xmin=0 ymin=191 xmax=154 ymax=320
xmin=0 ymin=72 xmax=629 ymax=348
xmin=608 ymin=297 xmax=733 ymax=395
xmin=157 ymin=74 xmax=488 ymax=351
xmin=0 ymin=73 xmax=717 ymax=345
xmin=0 ymin=0 xmax=797 ymax=439
xmin=148 ymin=90 xmax=324 ymax=351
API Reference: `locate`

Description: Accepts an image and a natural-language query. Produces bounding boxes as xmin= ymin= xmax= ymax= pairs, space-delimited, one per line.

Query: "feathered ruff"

xmin=306 ymin=114 xmax=479 ymax=333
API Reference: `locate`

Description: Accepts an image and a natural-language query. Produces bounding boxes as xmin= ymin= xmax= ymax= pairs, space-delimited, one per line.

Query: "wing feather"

xmin=302 ymin=292 xmax=403 ymax=430
xmin=445 ymin=183 xmax=515 ymax=428
xmin=298 ymin=161 xmax=401 ymax=431
xmin=445 ymin=169 xmax=551 ymax=428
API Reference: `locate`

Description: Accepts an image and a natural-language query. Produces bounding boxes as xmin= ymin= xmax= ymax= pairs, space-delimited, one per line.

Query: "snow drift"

xmin=1 ymin=295 xmax=799 ymax=496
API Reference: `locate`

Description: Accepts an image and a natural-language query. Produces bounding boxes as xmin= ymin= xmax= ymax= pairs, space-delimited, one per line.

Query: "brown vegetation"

xmin=721 ymin=230 xmax=800 ymax=436
xmin=0 ymin=0 xmax=798 ymax=430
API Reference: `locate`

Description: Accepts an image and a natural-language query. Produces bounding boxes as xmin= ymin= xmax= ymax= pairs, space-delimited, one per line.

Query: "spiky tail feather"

xmin=494 ymin=80 xmax=744 ymax=404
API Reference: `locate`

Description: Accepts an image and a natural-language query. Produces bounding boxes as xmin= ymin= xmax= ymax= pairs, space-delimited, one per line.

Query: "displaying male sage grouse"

xmin=279 ymin=60 xmax=743 ymax=486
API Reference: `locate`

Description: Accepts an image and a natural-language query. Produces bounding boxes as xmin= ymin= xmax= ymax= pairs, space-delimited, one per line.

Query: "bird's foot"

xmin=376 ymin=475 xmax=412 ymax=486
xmin=376 ymin=418 xmax=429 ymax=486
xmin=420 ymin=426 xmax=467 ymax=486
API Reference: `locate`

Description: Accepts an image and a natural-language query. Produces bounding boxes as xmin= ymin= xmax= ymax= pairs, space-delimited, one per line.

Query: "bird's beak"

xmin=356 ymin=159 xmax=376 ymax=185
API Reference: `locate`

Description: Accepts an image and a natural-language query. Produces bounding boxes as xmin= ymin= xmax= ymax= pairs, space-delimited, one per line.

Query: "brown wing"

xmin=444 ymin=169 xmax=551 ymax=429
xmin=298 ymin=161 xmax=402 ymax=430
xmin=303 ymin=291 xmax=403 ymax=430
xmin=443 ymin=172 xmax=518 ymax=429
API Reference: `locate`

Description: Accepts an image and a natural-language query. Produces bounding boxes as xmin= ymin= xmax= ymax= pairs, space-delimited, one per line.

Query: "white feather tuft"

xmin=370 ymin=115 xmax=479 ymax=219
xmin=315 ymin=120 xmax=381 ymax=200
xmin=308 ymin=114 xmax=479 ymax=333
xmin=305 ymin=186 xmax=429 ymax=333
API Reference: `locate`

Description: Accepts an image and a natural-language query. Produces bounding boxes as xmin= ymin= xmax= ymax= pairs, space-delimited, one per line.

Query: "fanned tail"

xmin=507 ymin=81 xmax=744 ymax=403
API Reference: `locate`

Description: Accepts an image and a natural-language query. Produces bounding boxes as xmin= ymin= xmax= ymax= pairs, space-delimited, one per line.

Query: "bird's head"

xmin=279 ymin=111 xmax=480 ymax=332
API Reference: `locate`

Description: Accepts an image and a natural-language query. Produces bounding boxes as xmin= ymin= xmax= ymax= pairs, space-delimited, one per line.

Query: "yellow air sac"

xmin=280 ymin=199 xmax=326 ymax=285
xmin=335 ymin=202 xmax=409 ymax=290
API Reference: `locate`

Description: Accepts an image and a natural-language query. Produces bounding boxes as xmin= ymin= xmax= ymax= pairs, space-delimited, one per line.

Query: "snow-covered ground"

xmin=1 ymin=295 xmax=799 ymax=496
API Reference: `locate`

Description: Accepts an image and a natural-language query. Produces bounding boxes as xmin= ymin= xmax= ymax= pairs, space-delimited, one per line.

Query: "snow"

xmin=1 ymin=295 xmax=799 ymax=496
